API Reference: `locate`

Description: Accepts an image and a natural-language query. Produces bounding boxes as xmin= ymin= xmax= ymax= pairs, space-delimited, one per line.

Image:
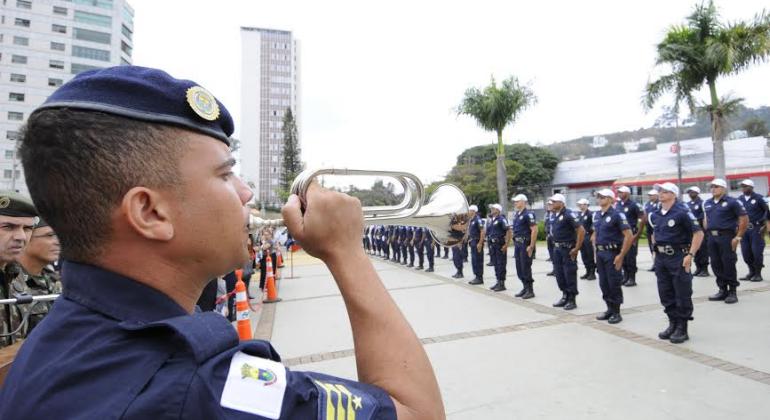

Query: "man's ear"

xmin=121 ymin=187 xmax=175 ymax=241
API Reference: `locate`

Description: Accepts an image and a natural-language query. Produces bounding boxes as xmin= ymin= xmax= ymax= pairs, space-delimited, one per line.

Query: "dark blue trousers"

xmin=400 ymin=243 xmax=408 ymax=263
xmin=514 ymin=240 xmax=533 ymax=285
xmin=407 ymin=244 xmax=415 ymax=265
xmin=654 ymin=251 xmax=693 ymax=321
xmin=623 ymin=240 xmax=638 ymax=276
xmin=579 ymin=235 xmax=595 ymax=270
xmin=416 ymin=241 xmax=424 ymax=267
xmin=708 ymin=234 xmax=738 ymax=289
xmin=424 ymin=241 xmax=435 ymax=268
xmin=382 ymin=240 xmax=389 ymax=258
xmin=596 ymin=250 xmax=623 ymax=305
xmin=489 ymin=239 xmax=507 ymax=281
xmin=452 ymin=246 xmax=464 ymax=273
xmin=546 ymin=237 xmax=554 ymax=261
xmin=694 ymin=227 xmax=709 ymax=269
xmin=553 ymin=246 xmax=578 ymax=296
xmin=740 ymin=223 xmax=765 ymax=271
xmin=469 ymin=238 xmax=483 ymax=278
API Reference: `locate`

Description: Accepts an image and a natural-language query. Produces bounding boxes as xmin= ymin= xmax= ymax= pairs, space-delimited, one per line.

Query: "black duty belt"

xmin=553 ymin=241 xmax=575 ymax=248
xmin=514 ymin=236 xmax=530 ymax=243
xmin=655 ymin=244 xmax=690 ymax=256
xmin=709 ymin=229 xmax=735 ymax=237
xmin=596 ymin=244 xmax=620 ymax=251
xmin=489 ymin=238 xmax=503 ymax=243
xmin=469 ymin=236 xmax=480 ymax=241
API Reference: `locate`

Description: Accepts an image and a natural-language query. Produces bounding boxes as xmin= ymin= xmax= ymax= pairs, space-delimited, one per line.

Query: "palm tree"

xmin=644 ymin=1 xmax=770 ymax=179
xmin=457 ymin=76 xmax=536 ymax=214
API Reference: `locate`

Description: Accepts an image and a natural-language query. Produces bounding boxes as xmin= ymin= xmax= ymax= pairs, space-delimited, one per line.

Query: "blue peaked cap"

xmin=34 ymin=66 xmax=234 ymax=145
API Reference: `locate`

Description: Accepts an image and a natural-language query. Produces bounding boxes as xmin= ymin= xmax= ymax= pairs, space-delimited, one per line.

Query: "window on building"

xmin=4 ymin=151 xmax=14 ymax=159
xmin=51 ymin=41 xmax=65 ymax=51
xmin=74 ymin=0 xmax=113 ymax=9
xmin=52 ymin=24 xmax=67 ymax=34
xmin=11 ymin=55 xmax=27 ymax=64
xmin=71 ymin=63 xmax=101 ymax=74
xmin=4 ymin=170 xmax=13 ymax=180
xmin=74 ymin=10 xmax=111 ymax=27
xmin=120 ymin=41 xmax=132 ymax=57
xmin=48 ymin=78 xmax=63 ymax=87
xmin=72 ymin=45 xmax=110 ymax=61
xmin=16 ymin=0 xmax=31 ymax=9
xmin=121 ymin=24 xmax=132 ymax=40
xmin=122 ymin=5 xmax=133 ymax=26
xmin=73 ymin=27 xmax=111 ymax=44
xmin=49 ymin=59 xmax=65 ymax=69
xmin=6 ymin=131 xmax=21 ymax=140
xmin=15 ymin=18 xmax=31 ymax=27
xmin=8 ymin=112 xmax=24 ymax=121
xmin=9 ymin=93 xmax=25 ymax=102
xmin=10 ymin=74 xmax=26 ymax=83
xmin=53 ymin=5 xmax=68 ymax=15
xmin=120 ymin=57 xmax=130 ymax=66
xmin=13 ymin=36 xmax=29 ymax=46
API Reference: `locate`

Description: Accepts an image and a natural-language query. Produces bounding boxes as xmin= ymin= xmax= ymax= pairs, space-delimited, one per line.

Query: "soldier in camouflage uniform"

xmin=0 ymin=191 xmax=38 ymax=347
xmin=14 ymin=218 xmax=62 ymax=335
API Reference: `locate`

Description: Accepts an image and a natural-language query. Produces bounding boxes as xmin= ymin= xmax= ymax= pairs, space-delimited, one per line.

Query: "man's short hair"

xmin=20 ymin=109 xmax=184 ymax=262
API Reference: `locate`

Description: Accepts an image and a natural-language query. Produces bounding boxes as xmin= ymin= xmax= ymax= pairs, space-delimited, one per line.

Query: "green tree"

xmin=278 ymin=108 xmax=302 ymax=202
xmin=644 ymin=1 xmax=770 ymax=179
xmin=457 ymin=76 xmax=536 ymax=213
xmin=743 ymin=117 xmax=768 ymax=137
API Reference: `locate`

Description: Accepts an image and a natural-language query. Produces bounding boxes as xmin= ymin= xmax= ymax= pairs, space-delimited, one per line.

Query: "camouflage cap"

xmin=0 ymin=191 xmax=38 ymax=217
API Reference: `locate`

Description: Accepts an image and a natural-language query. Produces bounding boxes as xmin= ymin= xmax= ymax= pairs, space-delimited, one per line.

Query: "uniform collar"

xmin=61 ymin=261 xmax=188 ymax=323
xmin=601 ymin=206 xmax=615 ymax=216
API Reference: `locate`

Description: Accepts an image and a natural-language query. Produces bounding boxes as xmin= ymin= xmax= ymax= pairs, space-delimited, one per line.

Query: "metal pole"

xmin=676 ymin=115 xmax=683 ymax=199
xmin=10 ymin=140 xmax=17 ymax=192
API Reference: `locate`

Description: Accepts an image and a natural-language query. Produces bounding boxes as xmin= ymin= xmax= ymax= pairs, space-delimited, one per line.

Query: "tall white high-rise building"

xmin=0 ymin=0 xmax=134 ymax=194
xmin=240 ymin=27 xmax=300 ymax=208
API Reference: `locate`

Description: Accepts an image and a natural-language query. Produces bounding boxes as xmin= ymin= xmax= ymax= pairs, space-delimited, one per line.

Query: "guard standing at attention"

xmin=643 ymin=189 xmax=661 ymax=272
xmin=545 ymin=200 xmax=556 ymax=276
xmin=737 ymin=179 xmax=769 ymax=282
xmin=467 ymin=205 xmax=486 ymax=285
xmin=704 ymin=178 xmax=748 ymax=305
xmin=576 ymin=198 xmax=596 ymax=280
xmin=549 ymin=194 xmax=585 ymax=310
xmin=423 ymin=227 xmax=435 ymax=273
xmin=615 ymin=186 xmax=643 ymax=287
xmin=649 ymin=183 xmax=704 ymax=344
xmin=511 ymin=194 xmax=537 ymax=298
xmin=487 ymin=203 xmax=512 ymax=292
xmin=592 ymin=189 xmax=633 ymax=323
xmin=413 ymin=227 xmax=425 ymax=270
xmin=686 ymin=187 xmax=710 ymax=277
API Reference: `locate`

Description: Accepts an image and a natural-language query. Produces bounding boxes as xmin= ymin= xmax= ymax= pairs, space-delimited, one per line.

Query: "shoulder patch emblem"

xmin=313 ymin=379 xmax=377 ymax=420
xmin=221 ymin=352 xmax=287 ymax=419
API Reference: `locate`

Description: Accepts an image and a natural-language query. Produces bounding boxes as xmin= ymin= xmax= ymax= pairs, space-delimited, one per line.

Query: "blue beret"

xmin=33 ymin=66 xmax=233 ymax=145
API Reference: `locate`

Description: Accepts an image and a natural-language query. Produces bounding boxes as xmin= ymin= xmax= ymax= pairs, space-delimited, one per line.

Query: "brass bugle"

xmin=248 ymin=168 xmax=469 ymax=247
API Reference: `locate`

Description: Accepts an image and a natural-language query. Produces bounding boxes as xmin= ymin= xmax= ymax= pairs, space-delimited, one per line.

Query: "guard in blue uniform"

xmin=592 ymin=189 xmax=633 ymax=323
xmin=405 ymin=226 xmax=416 ymax=267
xmin=704 ymin=178 xmax=748 ymax=304
xmin=576 ymin=198 xmax=596 ymax=280
xmin=451 ymin=231 xmax=465 ymax=279
xmin=466 ymin=205 xmax=486 ymax=285
xmin=649 ymin=183 xmax=704 ymax=344
xmin=615 ymin=186 xmax=643 ymax=287
xmin=737 ymin=179 xmax=769 ymax=282
xmin=686 ymin=187 xmax=709 ymax=276
xmin=511 ymin=194 xmax=537 ymax=298
xmin=413 ymin=227 xmax=425 ymax=270
xmin=363 ymin=226 xmax=370 ymax=253
xmin=0 ymin=66 xmax=445 ymax=419
xmin=486 ymin=212 xmax=495 ymax=267
xmin=545 ymin=201 xmax=556 ymax=276
xmin=548 ymin=194 xmax=585 ymax=310
xmin=423 ymin=227 xmax=435 ymax=272
xmin=487 ymin=204 xmax=512 ymax=292
xmin=643 ymin=189 xmax=661 ymax=271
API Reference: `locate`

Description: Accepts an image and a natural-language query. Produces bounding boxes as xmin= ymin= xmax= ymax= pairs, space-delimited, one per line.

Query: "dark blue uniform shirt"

xmin=593 ymin=206 xmax=631 ymax=245
xmin=550 ymin=208 xmax=580 ymax=243
xmin=615 ymin=199 xmax=643 ymax=233
xmin=649 ymin=201 xmax=700 ymax=245
xmin=544 ymin=211 xmax=554 ymax=238
xmin=738 ymin=192 xmax=769 ymax=225
xmin=512 ymin=209 xmax=536 ymax=237
xmin=487 ymin=214 xmax=510 ymax=240
xmin=687 ymin=197 xmax=705 ymax=222
xmin=644 ymin=200 xmax=660 ymax=231
xmin=0 ymin=262 xmax=395 ymax=420
xmin=468 ymin=214 xmax=484 ymax=239
xmin=704 ymin=195 xmax=747 ymax=231
xmin=576 ymin=209 xmax=593 ymax=234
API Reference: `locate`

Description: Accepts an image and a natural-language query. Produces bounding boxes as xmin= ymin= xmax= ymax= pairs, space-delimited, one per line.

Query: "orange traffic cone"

xmin=234 ymin=269 xmax=253 ymax=340
xmin=263 ymin=255 xmax=282 ymax=303
xmin=277 ymin=253 xmax=284 ymax=267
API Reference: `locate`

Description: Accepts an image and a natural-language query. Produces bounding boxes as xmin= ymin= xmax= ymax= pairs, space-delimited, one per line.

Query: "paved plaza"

xmin=253 ymin=246 xmax=770 ymax=419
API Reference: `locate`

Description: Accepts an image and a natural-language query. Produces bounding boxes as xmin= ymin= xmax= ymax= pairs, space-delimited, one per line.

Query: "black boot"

xmin=608 ymin=304 xmax=622 ymax=324
xmin=546 ymin=270 xmax=555 ymax=277
xmin=490 ymin=281 xmax=506 ymax=292
xmin=696 ymin=266 xmax=710 ymax=277
xmin=563 ymin=294 xmax=577 ymax=310
xmin=521 ymin=284 xmax=535 ymax=299
xmin=724 ymin=285 xmax=738 ymax=304
xmin=468 ymin=277 xmax=483 ymax=285
xmin=658 ymin=319 xmax=677 ymax=339
xmin=585 ymin=268 xmax=596 ymax=281
xmin=708 ymin=288 xmax=728 ymax=301
xmin=621 ymin=271 xmax=629 ymax=286
xmin=514 ymin=286 xmax=527 ymax=297
xmin=750 ymin=266 xmax=763 ymax=282
xmin=552 ymin=293 xmax=568 ymax=307
xmin=580 ymin=271 xmax=588 ymax=279
xmin=669 ymin=320 xmax=689 ymax=344
xmin=425 ymin=266 xmax=434 ymax=272
xmin=740 ymin=268 xmax=755 ymax=281
xmin=415 ymin=265 xmax=423 ymax=270
xmin=624 ymin=273 xmax=637 ymax=287
xmin=596 ymin=303 xmax=612 ymax=321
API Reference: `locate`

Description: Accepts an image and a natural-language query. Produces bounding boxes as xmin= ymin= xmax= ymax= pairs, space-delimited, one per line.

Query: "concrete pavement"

xmin=256 ymin=246 xmax=770 ymax=419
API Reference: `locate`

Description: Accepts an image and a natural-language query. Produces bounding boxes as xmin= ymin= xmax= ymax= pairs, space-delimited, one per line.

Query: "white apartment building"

xmin=0 ymin=0 xmax=134 ymax=194
xmin=240 ymin=27 xmax=300 ymax=208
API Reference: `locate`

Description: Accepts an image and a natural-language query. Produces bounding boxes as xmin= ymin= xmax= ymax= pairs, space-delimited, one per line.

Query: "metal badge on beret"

xmin=0 ymin=196 xmax=10 ymax=209
xmin=186 ymin=86 xmax=220 ymax=121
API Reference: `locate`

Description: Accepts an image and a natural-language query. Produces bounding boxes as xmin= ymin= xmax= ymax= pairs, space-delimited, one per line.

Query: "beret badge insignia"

xmin=0 ymin=197 xmax=9 ymax=209
xmin=186 ymin=86 xmax=220 ymax=121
